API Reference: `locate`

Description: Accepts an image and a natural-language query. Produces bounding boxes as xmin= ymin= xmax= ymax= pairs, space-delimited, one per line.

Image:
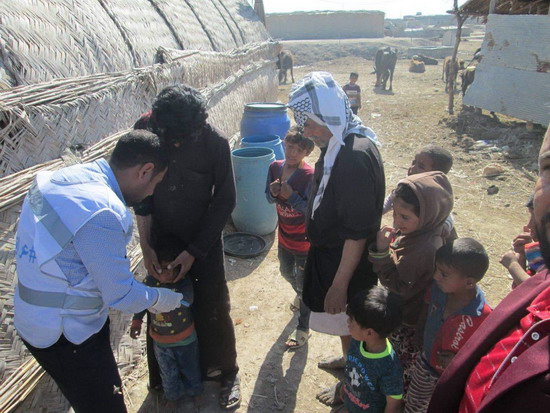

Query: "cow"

xmin=442 ymin=56 xmax=464 ymax=93
xmin=277 ymin=50 xmax=294 ymax=84
xmin=374 ymin=47 xmax=397 ymax=91
xmin=460 ymin=65 xmax=476 ymax=96
xmin=409 ymin=58 xmax=425 ymax=73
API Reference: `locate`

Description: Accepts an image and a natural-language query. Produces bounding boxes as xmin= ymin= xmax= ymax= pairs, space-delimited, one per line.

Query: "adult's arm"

xmin=185 ymin=134 xmax=236 ymax=260
xmin=325 ymin=238 xmax=367 ymax=313
xmin=74 ymin=211 xmax=159 ymax=313
xmin=324 ymin=140 xmax=384 ymax=313
xmin=136 ymin=214 xmax=162 ymax=280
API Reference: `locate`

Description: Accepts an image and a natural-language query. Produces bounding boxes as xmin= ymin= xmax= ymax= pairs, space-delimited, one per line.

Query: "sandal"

xmin=289 ymin=295 xmax=300 ymax=312
xmin=219 ymin=374 xmax=241 ymax=410
xmin=285 ymin=329 xmax=310 ymax=349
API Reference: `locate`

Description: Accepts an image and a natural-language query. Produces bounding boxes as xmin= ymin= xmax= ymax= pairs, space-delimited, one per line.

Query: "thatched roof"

xmin=0 ymin=0 xmax=271 ymax=87
xmin=460 ymin=0 xmax=549 ymax=17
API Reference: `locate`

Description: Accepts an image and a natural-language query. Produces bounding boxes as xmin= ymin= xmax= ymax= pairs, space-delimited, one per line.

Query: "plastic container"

xmin=231 ymin=147 xmax=277 ymax=236
xmin=240 ymin=102 xmax=291 ymax=141
xmin=240 ymin=134 xmax=285 ymax=160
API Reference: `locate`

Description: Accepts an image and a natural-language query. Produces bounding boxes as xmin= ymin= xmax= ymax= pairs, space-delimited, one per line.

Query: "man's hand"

xmin=377 ymin=225 xmax=397 ymax=252
xmin=279 ymin=181 xmax=293 ymax=200
xmin=512 ymin=231 xmax=533 ymax=254
xmin=324 ymin=284 xmax=347 ymax=314
xmin=169 ymin=250 xmax=196 ymax=282
xmin=142 ymin=245 xmax=162 ymax=280
xmin=269 ymin=179 xmax=282 ymax=197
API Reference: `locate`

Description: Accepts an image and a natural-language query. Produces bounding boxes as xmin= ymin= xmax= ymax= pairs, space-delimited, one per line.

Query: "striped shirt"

xmin=266 ymin=160 xmax=313 ymax=255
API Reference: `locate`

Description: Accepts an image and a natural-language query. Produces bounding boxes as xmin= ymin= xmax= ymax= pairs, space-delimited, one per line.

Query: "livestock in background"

xmin=374 ymin=47 xmax=397 ymax=91
xmin=461 ymin=66 xmax=476 ymax=96
xmin=277 ymin=50 xmax=294 ymax=84
xmin=409 ymin=57 xmax=426 ymax=73
xmin=415 ymin=54 xmax=438 ymax=65
xmin=442 ymin=56 xmax=464 ymax=93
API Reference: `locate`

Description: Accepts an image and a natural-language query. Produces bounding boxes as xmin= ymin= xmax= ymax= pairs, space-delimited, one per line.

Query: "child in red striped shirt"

xmin=266 ymin=127 xmax=314 ymax=349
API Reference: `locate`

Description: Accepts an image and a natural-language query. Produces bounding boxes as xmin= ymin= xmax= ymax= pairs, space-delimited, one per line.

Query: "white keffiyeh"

xmin=288 ymin=71 xmax=379 ymax=218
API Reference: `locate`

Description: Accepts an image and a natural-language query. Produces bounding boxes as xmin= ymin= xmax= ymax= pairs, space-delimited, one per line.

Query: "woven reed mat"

xmin=0 ymin=58 xmax=277 ymax=411
xmin=0 ymin=0 xmax=270 ymax=87
xmin=0 ymin=0 xmax=134 ymax=86
xmin=0 ymin=40 xmax=279 ymax=177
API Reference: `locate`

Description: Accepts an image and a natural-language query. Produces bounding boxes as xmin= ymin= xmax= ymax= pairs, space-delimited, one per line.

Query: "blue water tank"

xmin=241 ymin=102 xmax=291 ymax=140
xmin=240 ymin=135 xmax=285 ymax=160
xmin=231 ymin=147 xmax=277 ymax=236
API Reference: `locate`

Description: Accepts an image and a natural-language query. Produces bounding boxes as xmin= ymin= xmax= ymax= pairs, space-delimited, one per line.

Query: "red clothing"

xmin=427 ymin=269 xmax=550 ymax=413
xmin=423 ymin=284 xmax=492 ymax=375
xmin=267 ymin=160 xmax=313 ymax=255
xmin=459 ymin=285 xmax=550 ymax=412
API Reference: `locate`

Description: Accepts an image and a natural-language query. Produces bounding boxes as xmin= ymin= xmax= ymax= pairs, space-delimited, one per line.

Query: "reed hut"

xmin=0 ymin=1 xmax=278 ymax=411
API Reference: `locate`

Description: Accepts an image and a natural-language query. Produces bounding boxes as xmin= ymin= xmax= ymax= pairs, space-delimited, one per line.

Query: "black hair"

xmin=435 ymin=238 xmax=489 ymax=281
xmin=149 ymin=84 xmax=208 ymax=143
xmin=285 ymin=126 xmax=314 ymax=152
xmin=110 ymin=130 xmax=168 ymax=174
xmin=420 ymin=145 xmax=453 ymax=174
xmin=350 ymin=72 xmax=359 ymax=78
xmin=346 ymin=287 xmax=402 ymax=338
xmin=394 ymin=183 xmax=420 ymax=217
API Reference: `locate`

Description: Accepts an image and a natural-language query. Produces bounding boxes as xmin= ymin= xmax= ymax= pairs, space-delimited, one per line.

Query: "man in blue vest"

xmin=14 ymin=130 xmax=183 ymax=413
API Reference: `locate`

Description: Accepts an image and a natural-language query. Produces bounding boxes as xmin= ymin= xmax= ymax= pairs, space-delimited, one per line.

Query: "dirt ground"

xmin=125 ymin=38 xmax=546 ymax=412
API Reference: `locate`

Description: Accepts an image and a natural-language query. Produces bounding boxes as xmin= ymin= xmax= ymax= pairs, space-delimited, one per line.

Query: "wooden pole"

xmin=489 ymin=0 xmax=498 ymax=14
xmin=447 ymin=1 xmax=466 ymax=115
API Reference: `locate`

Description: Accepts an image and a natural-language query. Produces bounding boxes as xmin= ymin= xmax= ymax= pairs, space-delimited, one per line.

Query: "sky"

xmin=250 ymin=0 xmax=468 ymax=19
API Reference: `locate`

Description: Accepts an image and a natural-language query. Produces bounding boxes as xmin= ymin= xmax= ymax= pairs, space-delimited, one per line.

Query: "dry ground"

xmin=125 ymin=39 xmax=546 ymax=412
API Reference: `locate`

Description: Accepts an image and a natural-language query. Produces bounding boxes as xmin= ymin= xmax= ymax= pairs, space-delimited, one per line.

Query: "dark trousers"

xmin=23 ymin=320 xmax=126 ymax=413
xmin=148 ymin=239 xmax=238 ymax=388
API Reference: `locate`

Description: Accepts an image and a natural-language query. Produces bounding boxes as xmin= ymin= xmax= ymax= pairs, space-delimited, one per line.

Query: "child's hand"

xmin=436 ymin=350 xmax=455 ymax=370
xmin=377 ymin=225 xmax=397 ymax=252
xmin=500 ymin=250 xmax=521 ymax=270
xmin=279 ymin=181 xmax=293 ymax=200
xmin=512 ymin=231 xmax=532 ymax=254
xmin=130 ymin=327 xmax=141 ymax=339
xmin=269 ymin=179 xmax=282 ymax=197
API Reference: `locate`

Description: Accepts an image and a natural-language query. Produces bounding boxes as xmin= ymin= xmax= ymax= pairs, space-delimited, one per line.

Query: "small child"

xmin=369 ymin=171 xmax=453 ymax=391
xmin=130 ymin=240 xmax=202 ymax=406
xmin=343 ymin=72 xmax=362 ymax=115
xmin=500 ymin=194 xmax=546 ymax=288
xmin=405 ymin=238 xmax=492 ymax=413
xmin=338 ymin=286 xmax=404 ymax=413
xmin=266 ymin=127 xmax=314 ymax=349
xmin=383 ymin=145 xmax=453 ymax=214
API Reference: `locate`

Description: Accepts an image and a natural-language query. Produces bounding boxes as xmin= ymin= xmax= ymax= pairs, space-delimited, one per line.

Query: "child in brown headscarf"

xmin=369 ymin=171 xmax=453 ymax=393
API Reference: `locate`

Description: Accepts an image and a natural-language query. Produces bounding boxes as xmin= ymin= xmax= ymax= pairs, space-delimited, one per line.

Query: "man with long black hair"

xmin=134 ymin=85 xmax=240 ymax=410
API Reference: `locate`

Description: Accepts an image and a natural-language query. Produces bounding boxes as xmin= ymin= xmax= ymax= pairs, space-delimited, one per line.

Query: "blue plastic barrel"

xmin=240 ymin=103 xmax=291 ymax=141
xmin=231 ymin=147 xmax=277 ymax=236
xmin=240 ymin=135 xmax=285 ymax=160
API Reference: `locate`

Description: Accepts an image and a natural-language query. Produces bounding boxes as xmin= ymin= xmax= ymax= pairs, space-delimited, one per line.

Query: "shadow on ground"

xmin=246 ymin=318 xmax=308 ymax=412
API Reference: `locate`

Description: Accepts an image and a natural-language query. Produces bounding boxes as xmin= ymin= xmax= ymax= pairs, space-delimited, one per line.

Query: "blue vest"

xmin=14 ymin=159 xmax=133 ymax=347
